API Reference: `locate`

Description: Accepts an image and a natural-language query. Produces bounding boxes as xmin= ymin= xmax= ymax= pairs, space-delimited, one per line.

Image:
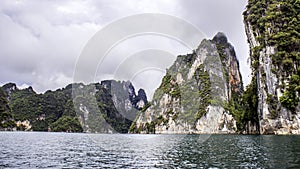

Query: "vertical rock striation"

xmin=130 ymin=33 xmax=244 ymax=134
xmin=243 ymin=0 xmax=300 ymax=134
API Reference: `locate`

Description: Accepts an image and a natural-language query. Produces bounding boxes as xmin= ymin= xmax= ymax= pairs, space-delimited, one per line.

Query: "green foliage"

xmin=2 ymin=81 xmax=137 ymax=133
xmin=245 ymin=0 xmax=300 ymax=73
xmin=170 ymin=87 xmax=181 ymax=98
xmin=140 ymin=115 xmax=169 ymax=134
xmin=0 ymin=88 xmax=15 ymax=130
xmin=63 ymin=100 xmax=77 ymax=117
xmin=94 ymin=87 xmax=132 ymax=133
xmin=144 ymin=122 xmax=155 ymax=134
xmin=244 ymin=0 xmax=300 ymax=112
xmin=32 ymin=120 xmax=48 ymax=131
xmin=140 ymin=44 xmax=220 ymax=132
xmin=240 ymin=78 xmax=259 ymax=128
xmin=267 ymin=94 xmax=279 ymax=119
xmin=279 ymin=63 xmax=300 ymax=112
xmin=0 ymin=111 xmax=15 ymax=129
xmin=174 ymin=64 xmax=213 ymax=125
xmin=152 ymin=72 xmax=180 ymax=101
xmin=128 ymin=121 xmax=137 ymax=133
xmin=225 ymin=77 xmax=259 ymax=132
xmin=8 ymin=87 xmax=68 ymax=131
xmin=0 ymin=88 xmax=9 ymax=112
xmin=195 ymin=65 xmax=212 ymax=120
xmin=51 ymin=116 xmax=83 ymax=132
xmin=280 ymin=91 xmax=299 ymax=111
xmin=141 ymin=102 xmax=151 ymax=112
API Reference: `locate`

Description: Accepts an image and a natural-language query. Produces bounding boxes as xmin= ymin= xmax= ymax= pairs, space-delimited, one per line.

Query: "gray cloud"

xmin=178 ymin=0 xmax=250 ymax=85
xmin=0 ymin=0 xmax=250 ymax=98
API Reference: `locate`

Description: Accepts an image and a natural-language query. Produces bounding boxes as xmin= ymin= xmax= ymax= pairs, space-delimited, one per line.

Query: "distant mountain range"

xmin=0 ymin=81 xmax=147 ymax=133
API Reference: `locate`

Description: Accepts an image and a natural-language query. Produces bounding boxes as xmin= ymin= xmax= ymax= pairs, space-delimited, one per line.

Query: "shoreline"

xmin=1 ymin=130 xmax=299 ymax=136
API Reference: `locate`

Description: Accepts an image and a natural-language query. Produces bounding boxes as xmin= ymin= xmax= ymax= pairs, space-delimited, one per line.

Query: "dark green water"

xmin=1 ymin=132 xmax=300 ymax=168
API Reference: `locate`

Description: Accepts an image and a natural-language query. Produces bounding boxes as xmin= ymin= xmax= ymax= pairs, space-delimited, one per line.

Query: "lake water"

xmin=0 ymin=132 xmax=300 ymax=168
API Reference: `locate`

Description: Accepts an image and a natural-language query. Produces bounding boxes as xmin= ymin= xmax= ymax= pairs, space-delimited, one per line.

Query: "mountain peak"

xmin=212 ymin=32 xmax=228 ymax=44
xmin=2 ymin=83 xmax=17 ymax=91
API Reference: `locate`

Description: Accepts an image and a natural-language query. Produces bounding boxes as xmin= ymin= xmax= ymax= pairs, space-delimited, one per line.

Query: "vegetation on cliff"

xmin=130 ymin=33 xmax=245 ymax=134
xmin=0 ymin=88 xmax=15 ymax=130
xmin=244 ymin=0 xmax=300 ymax=112
xmin=0 ymin=81 xmax=146 ymax=133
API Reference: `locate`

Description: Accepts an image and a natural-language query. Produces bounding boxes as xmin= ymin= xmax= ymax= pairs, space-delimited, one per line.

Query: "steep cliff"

xmin=73 ymin=80 xmax=147 ymax=133
xmin=130 ymin=33 xmax=244 ymax=134
xmin=243 ymin=0 xmax=300 ymax=134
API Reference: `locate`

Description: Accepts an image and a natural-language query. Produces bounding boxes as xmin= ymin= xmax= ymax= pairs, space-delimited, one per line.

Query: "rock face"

xmin=0 ymin=80 xmax=147 ymax=133
xmin=212 ymin=33 xmax=243 ymax=99
xmin=101 ymin=80 xmax=148 ymax=112
xmin=71 ymin=81 xmax=147 ymax=133
xmin=130 ymin=33 xmax=243 ymax=134
xmin=0 ymin=87 xmax=15 ymax=131
xmin=243 ymin=0 xmax=300 ymax=134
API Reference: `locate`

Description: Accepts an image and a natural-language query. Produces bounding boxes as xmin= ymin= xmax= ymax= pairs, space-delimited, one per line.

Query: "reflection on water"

xmin=0 ymin=132 xmax=300 ymax=168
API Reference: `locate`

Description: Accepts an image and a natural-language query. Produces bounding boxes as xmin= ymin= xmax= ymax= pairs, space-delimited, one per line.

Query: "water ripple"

xmin=1 ymin=132 xmax=300 ymax=168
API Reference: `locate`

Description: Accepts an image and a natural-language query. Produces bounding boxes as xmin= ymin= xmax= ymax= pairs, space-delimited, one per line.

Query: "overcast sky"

xmin=0 ymin=0 xmax=250 ymax=99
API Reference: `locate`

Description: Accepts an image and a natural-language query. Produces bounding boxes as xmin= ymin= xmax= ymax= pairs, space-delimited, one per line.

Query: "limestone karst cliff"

xmin=130 ymin=33 xmax=244 ymax=134
xmin=243 ymin=0 xmax=300 ymax=134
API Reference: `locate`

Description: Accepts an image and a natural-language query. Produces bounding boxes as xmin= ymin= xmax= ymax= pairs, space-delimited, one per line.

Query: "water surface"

xmin=1 ymin=132 xmax=300 ymax=168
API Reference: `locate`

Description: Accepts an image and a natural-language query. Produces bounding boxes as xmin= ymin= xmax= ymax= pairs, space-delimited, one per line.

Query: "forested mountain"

xmin=0 ymin=81 xmax=147 ymax=133
xmin=0 ymin=87 xmax=15 ymax=130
